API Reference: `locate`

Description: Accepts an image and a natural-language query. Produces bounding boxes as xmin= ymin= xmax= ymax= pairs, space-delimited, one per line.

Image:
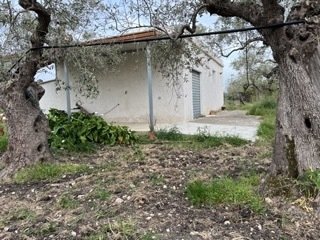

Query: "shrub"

xmin=48 ymin=109 xmax=137 ymax=152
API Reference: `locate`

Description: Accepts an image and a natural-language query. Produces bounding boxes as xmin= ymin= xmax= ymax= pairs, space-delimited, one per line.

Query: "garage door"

xmin=192 ymin=70 xmax=201 ymax=119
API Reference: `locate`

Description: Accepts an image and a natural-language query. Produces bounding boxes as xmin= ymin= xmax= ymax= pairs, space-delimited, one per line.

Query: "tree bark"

xmin=0 ymin=81 xmax=52 ymax=180
xmin=271 ymin=46 xmax=320 ymax=176
xmin=267 ymin=0 xmax=320 ymax=176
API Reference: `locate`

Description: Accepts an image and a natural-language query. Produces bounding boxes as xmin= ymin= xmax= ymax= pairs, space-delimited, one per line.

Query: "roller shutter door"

xmin=192 ymin=70 xmax=201 ymax=119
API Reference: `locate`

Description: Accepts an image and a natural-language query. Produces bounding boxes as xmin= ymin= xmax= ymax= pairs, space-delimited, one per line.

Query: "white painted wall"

xmin=40 ymin=46 xmax=223 ymax=124
xmin=40 ymin=51 xmax=185 ymax=123
xmin=40 ymin=80 xmax=69 ymax=113
xmin=183 ymin=51 xmax=224 ymax=121
xmin=200 ymin=58 xmax=224 ymax=114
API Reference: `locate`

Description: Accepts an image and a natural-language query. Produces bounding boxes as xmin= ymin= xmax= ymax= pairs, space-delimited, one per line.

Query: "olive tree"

xmin=227 ymin=47 xmax=278 ymax=102
xmin=0 ymin=0 xmax=202 ymax=180
xmin=0 ymin=0 xmax=107 ymax=180
xmin=201 ymin=0 xmax=319 ymax=177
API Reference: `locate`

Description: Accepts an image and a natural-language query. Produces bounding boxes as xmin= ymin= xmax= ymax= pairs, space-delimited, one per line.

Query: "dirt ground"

xmin=0 ymin=143 xmax=319 ymax=240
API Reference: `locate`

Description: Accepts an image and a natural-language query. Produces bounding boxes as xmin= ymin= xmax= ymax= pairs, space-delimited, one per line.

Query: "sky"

xmin=198 ymin=13 xmax=237 ymax=91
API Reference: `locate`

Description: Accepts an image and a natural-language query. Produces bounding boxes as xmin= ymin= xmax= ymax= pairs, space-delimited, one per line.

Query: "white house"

xmin=39 ymin=30 xmax=224 ymax=126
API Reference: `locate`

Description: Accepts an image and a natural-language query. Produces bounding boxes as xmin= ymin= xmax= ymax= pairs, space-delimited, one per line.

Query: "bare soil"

xmin=0 ymin=143 xmax=319 ymax=240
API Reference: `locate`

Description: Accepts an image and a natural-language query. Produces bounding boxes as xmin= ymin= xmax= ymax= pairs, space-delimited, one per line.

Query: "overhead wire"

xmin=8 ymin=20 xmax=305 ymax=72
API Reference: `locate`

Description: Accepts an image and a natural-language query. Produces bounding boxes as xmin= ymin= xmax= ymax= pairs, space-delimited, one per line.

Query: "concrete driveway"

xmin=121 ymin=110 xmax=261 ymax=141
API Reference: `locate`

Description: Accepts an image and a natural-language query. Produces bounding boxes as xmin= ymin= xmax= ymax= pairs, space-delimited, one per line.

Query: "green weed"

xmin=156 ymin=126 xmax=184 ymax=141
xmin=155 ymin=126 xmax=248 ymax=149
xmin=224 ymin=100 xmax=239 ymax=110
xmin=257 ymin=115 xmax=276 ymax=142
xmin=10 ymin=208 xmax=36 ymax=221
xmin=86 ymin=219 xmax=136 ymax=239
xmin=297 ymin=170 xmax=320 ymax=197
xmin=0 ymin=123 xmax=7 ymax=152
xmin=149 ymin=173 xmax=165 ymax=186
xmin=132 ymin=145 xmax=145 ymax=161
xmin=246 ymin=97 xmax=277 ymax=143
xmin=186 ymin=175 xmax=264 ymax=212
xmin=14 ymin=163 xmax=90 ymax=183
xmin=192 ymin=128 xmax=249 ymax=148
xmin=247 ymin=97 xmax=277 ymax=117
xmin=140 ymin=233 xmax=159 ymax=240
xmin=92 ymin=187 xmax=111 ymax=201
xmin=0 ymin=136 xmax=7 ymax=152
xmin=58 ymin=194 xmax=79 ymax=209
xmin=38 ymin=222 xmax=58 ymax=236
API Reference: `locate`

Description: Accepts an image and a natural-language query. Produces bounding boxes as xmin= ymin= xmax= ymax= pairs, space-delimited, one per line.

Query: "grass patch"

xmin=192 ymin=134 xmax=248 ymax=148
xmin=264 ymin=171 xmax=320 ymax=199
xmin=245 ymin=97 xmax=277 ymax=143
xmin=154 ymin=127 xmax=248 ymax=149
xmin=0 ymin=123 xmax=8 ymax=152
xmin=38 ymin=222 xmax=58 ymax=236
xmin=149 ymin=173 xmax=165 ymax=186
xmin=132 ymin=145 xmax=145 ymax=161
xmin=257 ymin=115 xmax=276 ymax=142
xmin=186 ymin=175 xmax=264 ymax=212
xmin=92 ymin=187 xmax=111 ymax=201
xmin=247 ymin=98 xmax=277 ymax=117
xmin=224 ymin=100 xmax=239 ymax=110
xmin=58 ymin=194 xmax=80 ymax=209
xmin=85 ymin=219 xmax=158 ymax=239
xmin=0 ymin=136 xmax=7 ymax=152
xmin=86 ymin=219 xmax=137 ymax=239
xmin=14 ymin=162 xmax=90 ymax=183
xmin=297 ymin=170 xmax=320 ymax=198
xmin=9 ymin=208 xmax=36 ymax=221
xmin=156 ymin=126 xmax=184 ymax=141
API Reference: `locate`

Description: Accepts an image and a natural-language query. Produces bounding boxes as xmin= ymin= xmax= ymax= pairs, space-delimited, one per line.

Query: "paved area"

xmin=120 ymin=110 xmax=261 ymax=141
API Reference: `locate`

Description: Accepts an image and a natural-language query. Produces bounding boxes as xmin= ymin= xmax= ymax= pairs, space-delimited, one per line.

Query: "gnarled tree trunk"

xmin=272 ymin=46 xmax=320 ymax=176
xmin=0 ymin=0 xmax=52 ymax=180
xmin=0 ymin=80 xmax=52 ymax=180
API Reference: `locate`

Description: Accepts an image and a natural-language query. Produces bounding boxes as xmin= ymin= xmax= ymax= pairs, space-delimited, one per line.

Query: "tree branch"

xmin=261 ymin=0 xmax=282 ymax=11
xmin=261 ymin=0 xmax=285 ymax=24
xmin=217 ymin=37 xmax=264 ymax=58
xmin=16 ymin=0 xmax=51 ymax=89
xmin=173 ymin=4 xmax=208 ymax=40
xmin=19 ymin=0 xmax=51 ymax=49
xmin=203 ymin=0 xmax=263 ymax=26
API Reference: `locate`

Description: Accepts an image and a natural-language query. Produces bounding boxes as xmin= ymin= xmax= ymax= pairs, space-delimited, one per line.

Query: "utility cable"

xmin=8 ymin=20 xmax=305 ymax=73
